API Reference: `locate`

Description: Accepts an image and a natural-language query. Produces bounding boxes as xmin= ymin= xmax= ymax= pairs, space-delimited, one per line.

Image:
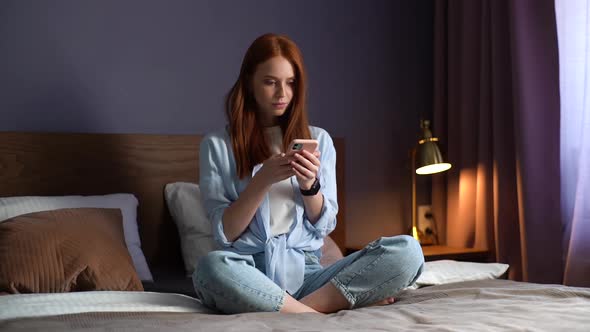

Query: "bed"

xmin=1 ymin=132 xmax=589 ymax=331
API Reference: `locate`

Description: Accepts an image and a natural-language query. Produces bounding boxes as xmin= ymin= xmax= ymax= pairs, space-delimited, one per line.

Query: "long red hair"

xmin=226 ymin=33 xmax=311 ymax=178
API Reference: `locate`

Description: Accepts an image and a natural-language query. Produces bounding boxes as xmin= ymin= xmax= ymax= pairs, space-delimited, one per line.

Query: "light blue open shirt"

xmin=199 ymin=126 xmax=338 ymax=294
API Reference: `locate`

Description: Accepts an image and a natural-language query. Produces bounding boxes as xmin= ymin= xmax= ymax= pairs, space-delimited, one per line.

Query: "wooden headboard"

xmin=0 ymin=132 xmax=346 ymax=273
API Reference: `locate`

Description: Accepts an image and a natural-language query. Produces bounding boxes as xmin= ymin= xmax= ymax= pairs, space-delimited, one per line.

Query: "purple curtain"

xmin=432 ymin=0 xmax=563 ymax=283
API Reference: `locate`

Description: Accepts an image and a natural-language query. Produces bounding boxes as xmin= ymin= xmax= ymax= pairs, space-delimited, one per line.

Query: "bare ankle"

xmin=279 ymin=293 xmax=321 ymax=314
xmin=300 ymin=283 xmax=350 ymax=314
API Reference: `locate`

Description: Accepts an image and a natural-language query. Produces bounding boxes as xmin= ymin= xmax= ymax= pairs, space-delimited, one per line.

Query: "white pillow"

xmin=0 ymin=194 xmax=153 ymax=281
xmin=164 ymin=182 xmax=219 ymax=276
xmin=414 ymin=260 xmax=509 ymax=288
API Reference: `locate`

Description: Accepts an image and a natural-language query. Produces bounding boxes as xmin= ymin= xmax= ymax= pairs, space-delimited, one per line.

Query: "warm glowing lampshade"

xmin=416 ymin=163 xmax=452 ymax=175
xmin=415 ymin=138 xmax=452 ymax=175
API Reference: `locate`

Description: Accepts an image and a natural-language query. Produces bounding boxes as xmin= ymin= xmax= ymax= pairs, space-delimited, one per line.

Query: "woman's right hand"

xmin=254 ymin=153 xmax=296 ymax=187
xmin=221 ymin=153 xmax=294 ymax=242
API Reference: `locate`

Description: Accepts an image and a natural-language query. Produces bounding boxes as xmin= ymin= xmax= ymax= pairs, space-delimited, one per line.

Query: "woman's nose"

xmin=275 ymin=83 xmax=286 ymax=97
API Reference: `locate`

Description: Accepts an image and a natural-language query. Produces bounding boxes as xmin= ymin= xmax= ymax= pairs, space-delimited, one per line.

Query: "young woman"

xmin=195 ymin=33 xmax=424 ymax=314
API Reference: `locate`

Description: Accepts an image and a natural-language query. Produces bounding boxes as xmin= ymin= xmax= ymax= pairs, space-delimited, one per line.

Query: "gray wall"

xmin=0 ymin=0 xmax=433 ymax=248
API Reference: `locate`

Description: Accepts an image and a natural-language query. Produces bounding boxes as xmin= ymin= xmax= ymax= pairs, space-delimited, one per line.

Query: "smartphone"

xmin=287 ymin=139 xmax=319 ymax=155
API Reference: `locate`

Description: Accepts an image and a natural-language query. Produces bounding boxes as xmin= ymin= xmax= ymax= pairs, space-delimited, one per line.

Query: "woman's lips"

xmin=272 ymin=103 xmax=288 ymax=109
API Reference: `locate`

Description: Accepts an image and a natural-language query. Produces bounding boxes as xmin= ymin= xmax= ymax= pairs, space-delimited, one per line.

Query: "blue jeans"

xmin=192 ymin=235 xmax=424 ymax=314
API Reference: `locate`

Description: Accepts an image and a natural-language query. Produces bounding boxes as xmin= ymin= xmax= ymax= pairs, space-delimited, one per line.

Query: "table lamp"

xmin=411 ymin=120 xmax=451 ymax=244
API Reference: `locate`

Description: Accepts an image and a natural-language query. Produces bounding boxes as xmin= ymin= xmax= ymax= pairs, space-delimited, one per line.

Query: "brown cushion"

xmin=0 ymin=208 xmax=143 ymax=293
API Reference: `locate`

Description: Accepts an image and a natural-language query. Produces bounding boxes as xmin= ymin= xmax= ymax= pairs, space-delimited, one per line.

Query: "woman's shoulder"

xmin=309 ymin=126 xmax=334 ymax=144
xmin=201 ymin=128 xmax=230 ymax=151
xmin=203 ymin=127 xmax=229 ymax=140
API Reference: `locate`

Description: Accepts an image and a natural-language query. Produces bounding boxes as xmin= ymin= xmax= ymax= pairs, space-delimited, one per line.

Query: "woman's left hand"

xmin=291 ymin=149 xmax=321 ymax=190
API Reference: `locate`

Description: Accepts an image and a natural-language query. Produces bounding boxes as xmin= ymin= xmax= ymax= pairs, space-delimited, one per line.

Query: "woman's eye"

xmin=287 ymin=81 xmax=295 ymax=85
xmin=264 ymin=80 xmax=275 ymax=86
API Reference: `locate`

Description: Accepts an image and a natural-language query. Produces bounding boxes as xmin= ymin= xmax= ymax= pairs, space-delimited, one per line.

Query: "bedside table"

xmin=421 ymin=245 xmax=490 ymax=262
xmin=345 ymin=244 xmax=490 ymax=263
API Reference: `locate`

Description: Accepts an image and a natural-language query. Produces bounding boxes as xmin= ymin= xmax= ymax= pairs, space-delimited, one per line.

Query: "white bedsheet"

xmin=0 ymin=291 xmax=211 ymax=320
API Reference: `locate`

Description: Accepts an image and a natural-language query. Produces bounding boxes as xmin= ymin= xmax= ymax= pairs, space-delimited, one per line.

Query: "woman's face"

xmin=251 ymin=56 xmax=295 ymax=126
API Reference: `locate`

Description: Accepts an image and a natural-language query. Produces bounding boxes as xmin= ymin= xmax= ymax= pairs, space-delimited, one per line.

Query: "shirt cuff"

xmin=303 ymin=194 xmax=337 ymax=238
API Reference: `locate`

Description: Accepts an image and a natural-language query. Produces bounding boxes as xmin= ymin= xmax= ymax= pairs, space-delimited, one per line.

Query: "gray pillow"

xmin=164 ymin=182 xmax=219 ymax=276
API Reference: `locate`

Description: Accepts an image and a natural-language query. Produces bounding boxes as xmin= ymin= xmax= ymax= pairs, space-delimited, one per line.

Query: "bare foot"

xmin=297 ymin=283 xmax=396 ymax=313
xmin=369 ymin=297 xmax=395 ymax=306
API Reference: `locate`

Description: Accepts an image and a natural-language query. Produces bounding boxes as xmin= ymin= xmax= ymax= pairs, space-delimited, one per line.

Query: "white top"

xmin=264 ymin=126 xmax=296 ymax=236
